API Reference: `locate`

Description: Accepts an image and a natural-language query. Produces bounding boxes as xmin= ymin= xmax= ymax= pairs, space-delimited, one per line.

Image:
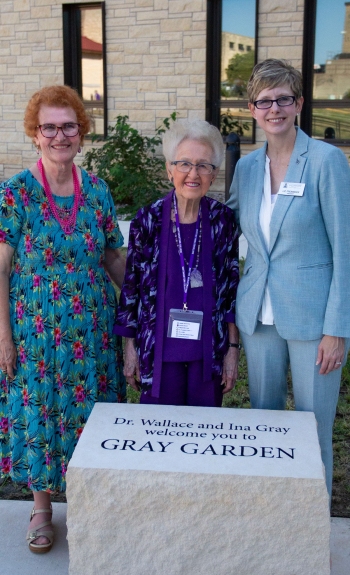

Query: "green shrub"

xmin=220 ymin=109 xmax=250 ymax=137
xmin=83 ymin=113 xmax=176 ymax=218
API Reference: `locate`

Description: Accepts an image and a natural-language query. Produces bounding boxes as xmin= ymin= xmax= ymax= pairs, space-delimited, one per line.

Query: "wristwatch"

xmin=228 ymin=342 xmax=242 ymax=349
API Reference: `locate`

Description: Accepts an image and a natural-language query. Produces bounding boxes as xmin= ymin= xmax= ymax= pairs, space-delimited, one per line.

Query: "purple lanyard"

xmin=173 ymin=191 xmax=201 ymax=310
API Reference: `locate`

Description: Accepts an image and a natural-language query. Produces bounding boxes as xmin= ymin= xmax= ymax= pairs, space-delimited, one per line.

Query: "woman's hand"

xmin=221 ymin=322 xmax=240 ymax=393
xmin=124 ymin=337 xmax=141 ymax=390
xmin=316 ymin=335 xmax=345 ymax=375
xmin=221 ymin=347 xmax=239 ymax=394
xmin=0 ymin=335 xmax=17 ymax=379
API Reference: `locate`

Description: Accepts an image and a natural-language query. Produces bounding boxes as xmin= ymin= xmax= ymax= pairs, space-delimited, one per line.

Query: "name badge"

xmin=278 ymin=182 xmax=305 ymax=196
xmin=167 ymin=309 xmax=203 ymax=340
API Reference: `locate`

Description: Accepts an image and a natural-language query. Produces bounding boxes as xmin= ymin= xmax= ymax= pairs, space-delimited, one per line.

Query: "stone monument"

xmin=66 ymin=404 xmax=330 ymax=575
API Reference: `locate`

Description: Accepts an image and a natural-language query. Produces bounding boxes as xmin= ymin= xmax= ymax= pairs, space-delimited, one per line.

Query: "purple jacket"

xmin=114 ymin=191 xmax=239 ymax=397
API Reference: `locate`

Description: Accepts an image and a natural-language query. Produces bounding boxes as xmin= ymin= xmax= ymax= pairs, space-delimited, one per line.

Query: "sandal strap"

xmin=30 ymin=506 xmax=52 ymax=520
xmin=27 ymin=536 xmax=54 ymax=550
xmin=26 ymin=521 xmax=54 ymax=544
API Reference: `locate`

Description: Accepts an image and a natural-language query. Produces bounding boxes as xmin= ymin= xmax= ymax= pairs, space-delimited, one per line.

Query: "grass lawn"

xmin=312 ymin=108 xmax=350 ymax=140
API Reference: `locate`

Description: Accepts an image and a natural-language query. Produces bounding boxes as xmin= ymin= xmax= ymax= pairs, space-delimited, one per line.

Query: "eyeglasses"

xmin=170 ymin=161 xmax=217 ymax=175
xmin=36 ymin=123 xmax=81 ymax=138
xmin=253 ymin=96 xmax=296 ymax=109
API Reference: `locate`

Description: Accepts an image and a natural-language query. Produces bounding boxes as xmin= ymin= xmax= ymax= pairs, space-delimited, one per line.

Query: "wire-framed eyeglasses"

xmin=171 ymin=161 xmax=217 ymax=175
xmin=253 ymin=96 xmax=296 ymax=109
xmin=36 ymin=123 xmax=81 ymax=138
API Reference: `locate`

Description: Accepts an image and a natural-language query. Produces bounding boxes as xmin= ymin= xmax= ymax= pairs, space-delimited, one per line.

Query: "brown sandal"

xmin=26 ymin=506 xmax=54 ymax=554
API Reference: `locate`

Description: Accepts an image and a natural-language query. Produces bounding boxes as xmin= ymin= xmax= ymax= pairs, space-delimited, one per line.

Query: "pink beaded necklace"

xmin=37 ymin=158 xmax=81 ymax=235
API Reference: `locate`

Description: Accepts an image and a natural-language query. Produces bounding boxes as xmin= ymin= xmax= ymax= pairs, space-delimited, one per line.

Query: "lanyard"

xmin=173 ymin=191 xmax=201 ymax=310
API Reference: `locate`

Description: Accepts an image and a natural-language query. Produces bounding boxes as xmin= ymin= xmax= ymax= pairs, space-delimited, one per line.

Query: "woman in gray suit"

xmin=228 ymin=59 xmax=350 ymax=498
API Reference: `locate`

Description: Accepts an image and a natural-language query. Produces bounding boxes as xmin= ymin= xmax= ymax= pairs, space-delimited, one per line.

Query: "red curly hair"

xmin=24 ymin=85 xmax=90 ymax=145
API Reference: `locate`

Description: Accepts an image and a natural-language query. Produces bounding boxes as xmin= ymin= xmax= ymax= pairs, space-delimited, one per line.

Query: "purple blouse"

xmin=162 ymin=221 xmax=203 ymax=362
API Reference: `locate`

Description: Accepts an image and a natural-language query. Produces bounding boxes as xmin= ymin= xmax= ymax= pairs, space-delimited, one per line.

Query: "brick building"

xmin=0 ymin=0 xmax=349 ymax=197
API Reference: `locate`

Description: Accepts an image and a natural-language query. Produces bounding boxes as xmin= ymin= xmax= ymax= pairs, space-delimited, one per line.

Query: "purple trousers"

xmin=140 ymin=361 xmax=223 ymax=407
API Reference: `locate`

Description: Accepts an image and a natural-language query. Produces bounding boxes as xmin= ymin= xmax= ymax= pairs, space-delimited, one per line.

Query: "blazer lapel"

xmin=269 ymin=128 xmax=308 ymax=253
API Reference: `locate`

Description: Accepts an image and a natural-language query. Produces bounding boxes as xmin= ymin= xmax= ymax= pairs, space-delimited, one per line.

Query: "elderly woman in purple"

xmin=114 ymin=120 xmax=240 ymax=406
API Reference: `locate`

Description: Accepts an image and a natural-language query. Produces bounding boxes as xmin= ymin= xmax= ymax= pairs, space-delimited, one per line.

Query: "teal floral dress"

xmin=0 ymin=168 xmax=126 ymax=492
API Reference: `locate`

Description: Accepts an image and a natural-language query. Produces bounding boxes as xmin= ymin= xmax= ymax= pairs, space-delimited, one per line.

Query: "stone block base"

xmin=67 ymin=467 xmax=330 ymax=575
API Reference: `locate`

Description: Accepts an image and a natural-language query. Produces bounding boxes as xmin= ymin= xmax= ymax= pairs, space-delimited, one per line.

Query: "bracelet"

xmin=228 ymin=342 xmax=241 ymax=349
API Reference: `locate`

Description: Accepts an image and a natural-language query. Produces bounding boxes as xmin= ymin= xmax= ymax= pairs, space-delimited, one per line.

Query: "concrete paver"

xmin=0 ymin=501 xmax=68 ymax=575
xmin=330 ymin=517 xmax=350 ymax=575
xmin=0 ymin=500 xmax=349 ymax=575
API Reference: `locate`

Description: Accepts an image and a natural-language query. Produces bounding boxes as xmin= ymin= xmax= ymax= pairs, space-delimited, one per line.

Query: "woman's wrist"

xmin=0 ymin=328 xmax=13 ymax=341
xmin=228 ymin=342 xmax=241 ymax=349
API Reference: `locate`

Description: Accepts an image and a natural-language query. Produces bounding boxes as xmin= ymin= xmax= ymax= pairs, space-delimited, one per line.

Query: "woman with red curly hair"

xmin=0 ymin=85 xmax=126 ymax=553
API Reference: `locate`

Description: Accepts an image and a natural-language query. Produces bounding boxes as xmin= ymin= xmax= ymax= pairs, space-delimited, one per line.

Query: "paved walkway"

xmin=0 ymin=501 xmax=68 ymax=575
xmin=0 ymin=500 xmax=349 ymax=575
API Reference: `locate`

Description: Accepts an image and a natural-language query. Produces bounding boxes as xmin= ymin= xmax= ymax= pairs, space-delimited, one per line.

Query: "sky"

xmin=314 ymin=0 xmax=346 ymax=64
xmin=222 ymin=0 xmax=256 ymax=38
xmin=222 ymin=0 xmax=347 ymax=65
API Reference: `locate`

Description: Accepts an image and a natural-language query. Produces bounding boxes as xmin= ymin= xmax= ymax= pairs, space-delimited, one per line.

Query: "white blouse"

xmin=258 ymin=156 xmax=278 ymax=325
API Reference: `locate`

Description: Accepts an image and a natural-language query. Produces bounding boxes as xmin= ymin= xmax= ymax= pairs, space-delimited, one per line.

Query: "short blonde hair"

xmin=24 ymin=85 xmax=90 ymax=145
xmin=162 ymin=120 xmax=225 ymax=167
xmin=247 ymin=59 xmax=303 ymax=104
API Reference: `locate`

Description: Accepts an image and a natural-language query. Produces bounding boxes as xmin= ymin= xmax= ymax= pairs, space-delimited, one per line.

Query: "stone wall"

xmin=0 ymin=0 xmax=207 ymax=181
xmin=0 ymin=0 xmax=64 ymax=179
xmin=106 ymin=0 xmax=207 ymax=131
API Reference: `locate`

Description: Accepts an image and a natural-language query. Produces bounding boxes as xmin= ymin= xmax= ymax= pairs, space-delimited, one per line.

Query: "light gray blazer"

xmin=227 ymin=127 xmax=350 ymax=340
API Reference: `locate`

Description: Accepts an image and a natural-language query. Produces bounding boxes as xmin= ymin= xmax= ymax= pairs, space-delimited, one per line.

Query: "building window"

xmin=63 ymin=2 xmax=107 ymax=137
xmin=302 ymin=0 xmax=350 ymax=144
xmin=229 ymin=42 xmax=234 ymax=49
xmin=206 ymin=0 xmax=258 ymax=143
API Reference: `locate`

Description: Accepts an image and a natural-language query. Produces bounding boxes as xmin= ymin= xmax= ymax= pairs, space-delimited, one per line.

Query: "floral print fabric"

xmin=0 ymin=168 xmax=126 ymax=492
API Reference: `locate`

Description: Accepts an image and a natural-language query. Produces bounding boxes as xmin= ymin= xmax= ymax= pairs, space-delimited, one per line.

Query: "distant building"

xmin=221 ymin=32 xmax=254 ymax=82
xmin=313 ymin=2 xmax=350 ymax=99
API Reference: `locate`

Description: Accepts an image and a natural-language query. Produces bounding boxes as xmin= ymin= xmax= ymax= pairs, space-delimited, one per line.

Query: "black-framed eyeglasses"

xmin=36 ymin=123 xmax=81 ymax=138
xmin=253 ymin=96 xmax=296 ymax=109
xmin=170 ymin=161 xmax=217 ymax=175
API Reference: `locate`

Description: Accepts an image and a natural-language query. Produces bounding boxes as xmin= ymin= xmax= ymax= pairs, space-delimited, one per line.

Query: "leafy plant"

xmin=83 ymin=113 xmax=176 ymax=218
xmin=225 ymin=50 xmax=255 ymax=97
xmin=220 ymin=109 xmax=250 ymax=137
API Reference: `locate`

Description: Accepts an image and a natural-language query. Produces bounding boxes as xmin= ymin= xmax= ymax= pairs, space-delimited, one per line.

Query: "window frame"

xmin=301 ymin=0 xmax=350 ymax=145
xmin=206 ymin=0 xmax=259 ymax=143
xmin=63 ymin=1 xmax=108 ymax=138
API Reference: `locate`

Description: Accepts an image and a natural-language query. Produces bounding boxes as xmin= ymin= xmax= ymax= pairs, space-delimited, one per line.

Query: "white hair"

xmin=162 ymin=119 xmax=225 ymax=167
